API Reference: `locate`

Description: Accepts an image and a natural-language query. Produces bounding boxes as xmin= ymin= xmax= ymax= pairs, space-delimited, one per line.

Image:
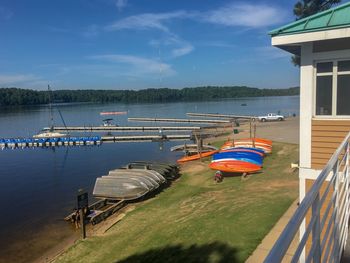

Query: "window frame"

xmin=313 ymin=58 xmax=350 ymax=118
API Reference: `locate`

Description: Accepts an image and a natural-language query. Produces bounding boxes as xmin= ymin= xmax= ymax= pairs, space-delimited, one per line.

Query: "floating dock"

xmin=0 ymin=136 xmax=102 ymax=149
xmin=128 ymin=117 xmax=231 ymax=124
xmin=0 ymin=134 xmax=198 ymax=149
xmin=186 ymin=112 xmax=255 ymax=119
xmin=102 ymin=134 xmax=192 ymax=142
xmin=42 ymin=126 xmax=203 ymax=132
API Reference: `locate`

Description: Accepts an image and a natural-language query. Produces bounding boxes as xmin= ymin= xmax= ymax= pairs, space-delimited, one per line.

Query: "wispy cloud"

xmin=0 ymin=74 xmax=40 ymax=85
xmin=220 ymin=45 xmax=290 ymax=65
xmin=46 ymin=26 xmax=70 ymax=33
xmin=199 ymin=41 xmax=236 ymax=48
xmin=105 ymin=11 xmax=190 ymax=32
xmin=172 ymin=44 xmax=194 ymax=58
xmin=0 ymin=6 xmax=13 ymax=20
xmin=115 ymin=0 xmax=128 ymax=12
xmin=255 ymin=46 xmax=290 ymax=59
xmin=0 ymin=74 xmax=49 ymax=89
xmin=89 ymin=54 xmax=176 ymax=76
xmin=105 ymin=3 xmax=285 ymax=33
xmin=82 ymin=24 xmax=99 ymax=38
xmin=149 ymin=34 xmax=194 ymax=58
xmin=204 ymin=3 xmax=286 ymax=28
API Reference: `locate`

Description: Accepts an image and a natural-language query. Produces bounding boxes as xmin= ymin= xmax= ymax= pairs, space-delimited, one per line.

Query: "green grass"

xmin=55 ymin=142 xmax=299 ymax=263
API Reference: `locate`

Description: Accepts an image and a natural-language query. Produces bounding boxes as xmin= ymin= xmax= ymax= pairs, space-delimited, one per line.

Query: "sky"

xmin=0 ymin=0 xmax=333 ymax=90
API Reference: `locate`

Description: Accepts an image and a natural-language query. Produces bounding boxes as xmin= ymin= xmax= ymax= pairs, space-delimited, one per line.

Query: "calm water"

xmin=0 ymin=96 xmax=299 ymax=262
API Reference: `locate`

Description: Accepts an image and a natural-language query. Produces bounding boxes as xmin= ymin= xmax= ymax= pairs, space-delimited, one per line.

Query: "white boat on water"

xmin=33 ymin=85 xmax=69 ymax=139
xmin=33 ymin=131 xmax=67 ymax=138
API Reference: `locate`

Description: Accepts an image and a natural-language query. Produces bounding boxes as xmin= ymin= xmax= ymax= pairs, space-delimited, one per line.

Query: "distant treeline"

xmin=0 ymin=86 xmax=299 ymax=106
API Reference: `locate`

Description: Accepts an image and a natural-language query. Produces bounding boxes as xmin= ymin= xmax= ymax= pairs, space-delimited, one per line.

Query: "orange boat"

xmin=238 ymin=138 xmax=272 ymax=145
xmin=221 ymin=139 xmax=272 ymax=153
xmin=209 ymin=160 xmax=262 ymax=173
xmin=222 ymin=138 xmax=272 ymax=147
xmin=177 ymin=150 xmax=218 ymax=163
xmin=220 ymin=148 xmax=265 ymax=157
xmin=100 ymin=111 xmax=127 ymax=116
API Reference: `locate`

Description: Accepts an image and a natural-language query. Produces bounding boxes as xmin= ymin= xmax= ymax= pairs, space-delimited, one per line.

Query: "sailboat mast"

xmin=48 ymin=85 xmax=54 ymax=131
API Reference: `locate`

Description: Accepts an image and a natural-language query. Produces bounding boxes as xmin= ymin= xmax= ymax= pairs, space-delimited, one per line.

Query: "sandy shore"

xmin=206 ymin=116 xmax=299 ymax=145
xmin=38 ymin=117 xmax=300 ymax=263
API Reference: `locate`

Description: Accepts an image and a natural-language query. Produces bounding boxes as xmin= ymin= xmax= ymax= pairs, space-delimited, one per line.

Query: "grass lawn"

xmin=55 ymin=141 xmax=299 ymax=263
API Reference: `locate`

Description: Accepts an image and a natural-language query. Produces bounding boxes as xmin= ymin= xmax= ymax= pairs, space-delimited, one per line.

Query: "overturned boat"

xmin=171 ymin=144 xmax=218 ymax=153
xmin=93 ymin=177 xmax=149 ymax=200
xmin=109 ymin=169 xmax=165 ymax=185
xmin=125 ymin=161 xmax=179 ymax=180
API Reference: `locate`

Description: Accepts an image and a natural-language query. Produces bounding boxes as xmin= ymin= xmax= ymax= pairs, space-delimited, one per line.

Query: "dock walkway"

xmin=43 ymin=126 xmax=203 ymax=132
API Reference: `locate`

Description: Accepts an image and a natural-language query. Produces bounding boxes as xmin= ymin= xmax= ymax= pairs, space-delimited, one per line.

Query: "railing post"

xmin=332 ymin=159 xmax=340 ymax=262
xmin=345 ymin=142 xmax=350 ymax=250
xmin=264 ymin=132 xmax=350 ymax=262
xmin=312 ymin=193 xmax=321 ymax=263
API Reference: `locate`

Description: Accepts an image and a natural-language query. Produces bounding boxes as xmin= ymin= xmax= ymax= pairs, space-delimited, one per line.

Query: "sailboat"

xmin=33 ymin=85 xmax=68 ymax=138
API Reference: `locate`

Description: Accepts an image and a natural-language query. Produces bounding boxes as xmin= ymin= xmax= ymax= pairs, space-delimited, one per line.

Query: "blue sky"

xmin=0 ymin=0 xmax=331 ymax=90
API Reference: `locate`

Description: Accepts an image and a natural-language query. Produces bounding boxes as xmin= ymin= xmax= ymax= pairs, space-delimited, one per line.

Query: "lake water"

xmin=0 ymin=96 xmax=299 ymax=262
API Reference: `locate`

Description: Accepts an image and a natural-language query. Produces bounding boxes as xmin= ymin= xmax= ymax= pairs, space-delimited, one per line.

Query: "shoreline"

xmin=38 ymin=117 xmax=299 ymax=263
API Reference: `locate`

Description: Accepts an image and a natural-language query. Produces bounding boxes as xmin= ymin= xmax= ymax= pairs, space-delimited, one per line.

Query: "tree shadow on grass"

xmin=117 ymin=241 xmax=239 ymax=263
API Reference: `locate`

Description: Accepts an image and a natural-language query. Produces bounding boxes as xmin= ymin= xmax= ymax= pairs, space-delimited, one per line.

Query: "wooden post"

xmin=80 ymin=208 xmax=86 ymax=239
xmin=249 ymin=120 xmax=252 ymax=139
xmin=194 ymin=133 xmax=202 ymax=161
xmin=77 ymin=189 xmax=88 ymax=240
xmin=232 ymin=123 xmax=235 ymax=144
xmin=253 ymin=121 xmax=256 ymax=148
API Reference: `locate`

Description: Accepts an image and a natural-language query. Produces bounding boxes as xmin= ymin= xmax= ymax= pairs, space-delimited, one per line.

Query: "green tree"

xmin=291 ymin=0 xmax=341 ymax=66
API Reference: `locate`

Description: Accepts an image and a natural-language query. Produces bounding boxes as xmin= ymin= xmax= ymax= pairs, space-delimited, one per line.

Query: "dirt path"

xmin=205 ymin=117 xmax=299 ymax=145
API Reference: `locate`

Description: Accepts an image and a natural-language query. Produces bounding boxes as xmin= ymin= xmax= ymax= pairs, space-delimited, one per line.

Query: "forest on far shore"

xmin=0 ymin=86 xmax=299 ymax=106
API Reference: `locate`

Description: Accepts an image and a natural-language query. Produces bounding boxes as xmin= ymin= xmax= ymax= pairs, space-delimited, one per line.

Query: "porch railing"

xmin=264 ymin=131 xmax=350 ymax=263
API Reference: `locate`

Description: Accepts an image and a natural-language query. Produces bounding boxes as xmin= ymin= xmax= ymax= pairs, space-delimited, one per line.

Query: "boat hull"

xmin=177 ymin=150 xmax=219 ymax=163
xmin=93 ymin=177 xmax=149 ymax=200
xmin=212 ymin=152 xmax=263 ymax=166
xmin=209 ymin=160 xmax=261 ymax=173
xmin=109 ymin=169 xmax=166 ymax=184
xmin=219 ymin=147 xmax=265 ymax=156
xmin=222 ymin=140 xmax=272 ymax=153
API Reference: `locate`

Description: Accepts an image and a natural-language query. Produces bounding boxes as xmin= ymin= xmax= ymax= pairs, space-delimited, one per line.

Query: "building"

xmin=267 ymin=2 xmax=350 ymax=262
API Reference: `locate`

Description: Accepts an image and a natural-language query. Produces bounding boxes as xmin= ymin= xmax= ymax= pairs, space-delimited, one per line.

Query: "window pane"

xmin=337 ymin=75 xmax=350 ymax=115
xmin=338 ymin=60 xmax=350 ymax=72
xmin=316 ymin=76 xmax=332 ymax=115
xmin=317 ymin=62 xmax=333 ymax=73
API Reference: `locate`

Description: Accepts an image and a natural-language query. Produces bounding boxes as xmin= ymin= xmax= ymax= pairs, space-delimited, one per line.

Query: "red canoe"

xmin=177 ymin=150 xmax=219 ymax=163
xmin=209 ymin=160 xmax=262 ymax=173
xmin=100 ymin=111 xmax=127 ymax=116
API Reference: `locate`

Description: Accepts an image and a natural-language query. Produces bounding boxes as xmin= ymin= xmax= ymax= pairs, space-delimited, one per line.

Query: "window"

xmin=316 ymin=76 xmax=332 ymax=115
xmin=315 ymin=60 xmax=350 ymax=116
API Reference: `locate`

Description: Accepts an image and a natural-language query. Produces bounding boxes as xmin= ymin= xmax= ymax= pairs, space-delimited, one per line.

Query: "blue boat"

xmin=230 ymin=147 xmax=265 ymax=155
xmin=213 ymin=152 xmax=263 ymax=166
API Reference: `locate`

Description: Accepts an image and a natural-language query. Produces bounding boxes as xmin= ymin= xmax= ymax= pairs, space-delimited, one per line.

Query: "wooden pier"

xmin=128 ymin=117 xmax=231 ymax=124
xmin=0 ymin=134 xmax=198 ymax=149
xmin=102 ymin=134 xmax=192 ymax=142
xmin=186 ymin=112 xmax=255 ymax=119
xmin=43 ymin=126 xmax=203 ymax=132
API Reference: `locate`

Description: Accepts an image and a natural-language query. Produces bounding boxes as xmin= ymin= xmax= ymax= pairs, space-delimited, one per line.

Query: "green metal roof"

xmin=270 ymin=2 xmax=350 ymax=37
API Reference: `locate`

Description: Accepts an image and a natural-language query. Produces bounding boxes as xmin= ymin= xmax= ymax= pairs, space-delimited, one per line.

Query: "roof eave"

xmin=270 ymin=24 xmax=350 ymax=37
xmin=269 ymin=2 xmax=350 ymax=37
xmin=271 ymin=27 xmax=350 ymax=47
